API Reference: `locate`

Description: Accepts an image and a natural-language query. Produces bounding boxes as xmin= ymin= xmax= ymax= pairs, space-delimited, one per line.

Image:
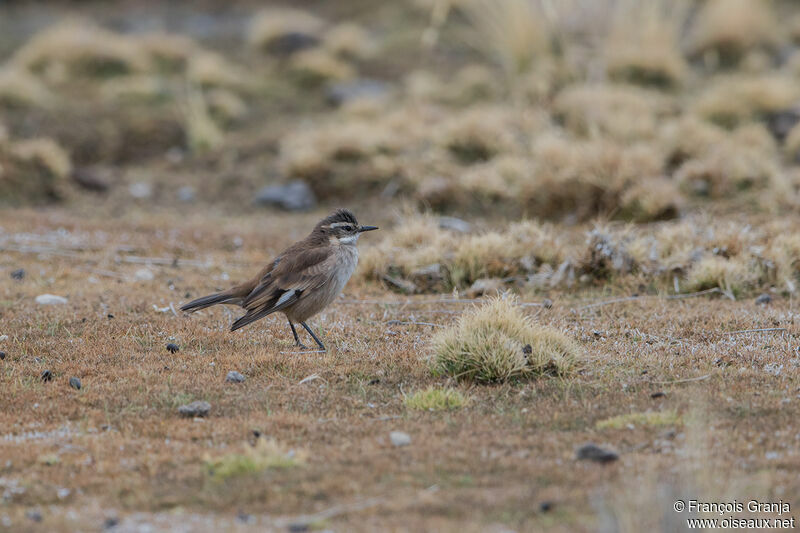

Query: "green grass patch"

xmin=204 ymin=438 xmax=306 ymax=480
xmin=404 ymin=387 xmax=469 ymax=411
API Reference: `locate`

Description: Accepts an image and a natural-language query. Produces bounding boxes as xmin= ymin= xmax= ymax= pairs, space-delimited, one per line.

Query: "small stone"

xmin=287 ymin=523 xmax=311 ymax=533
xmin=69 ymin=377 xmax=82 ymax=390
xmin=71 ymin=167 xmax=110 ymax=192
xmin=40 ymin=370 xmax=53 ymax=383
xmin=389 ymin=431 xmax=411 ymax=447
xmin=10 ymin=269 xmax=25 ymax=280
xmin=650 ymin=391 xmax=665 ymax=399
xmin=134 ymin=268 xmax=154 ymax=281
xmin=177 ymin=185 xmax=196 ymax=203
xmin=437 ymin=216 xmax=471 ymax=233
xmin=226 ymin=371 xmax=246 ymax=383
xmin=576 ymin=443 xmax=619 ymax=464
xmin=166 ymin=343 xmax=179 ymax=354
xmin=0 ymin=352 xmax=5 ymax=360
xmin=103 ymin=517 xmax=119 ymax=529
xmin=539 ymin=501 xmax=554 ymax=513
xmin=266 ymin=32 xmax=319 ymax=56
xmin=35 ymin=294 xmax=67 ymax=305
xmin=26 ymin=510 xmax=42 ymax=522
xmin=178 ymin=400 xmax=210 ymax=418
xmin=107 ymin=314 xmax=114 ymax=319
xmin=326 ymin=79 xmax=390 ymax=107
xmin=542 ymin=299 xmax=553 ymax=309
xmin=254 ymin=180 xmax=316 ymax=211
xmin=128 ymin=182 xmax=153 ymax=199
xmin=368 ymin=378 xmax=380 ymax=385
xmin=755 ymin=293 xmax=772 ymax=305
xmin=522 ymin=344 xmax=532 ymax=356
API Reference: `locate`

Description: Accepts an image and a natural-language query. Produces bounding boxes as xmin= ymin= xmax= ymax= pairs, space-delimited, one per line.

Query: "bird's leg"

xmin=288 ymin=321 xmax=308 ymax=350
xmin=301 ymin=322 xmax=326 ymax=351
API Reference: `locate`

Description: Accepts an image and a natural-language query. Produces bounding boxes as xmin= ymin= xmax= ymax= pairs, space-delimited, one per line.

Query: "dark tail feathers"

xmin=180 ymin=290 xmax=240 ymax=312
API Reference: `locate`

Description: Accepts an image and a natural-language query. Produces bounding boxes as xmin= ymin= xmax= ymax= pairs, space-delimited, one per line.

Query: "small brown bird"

xmin=181 ymin=209 xmax=377 ymax=351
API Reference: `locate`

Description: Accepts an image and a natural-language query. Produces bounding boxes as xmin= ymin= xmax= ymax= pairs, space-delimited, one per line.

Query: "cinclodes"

xmin=181 ymin=209 xmax=378 ymax=351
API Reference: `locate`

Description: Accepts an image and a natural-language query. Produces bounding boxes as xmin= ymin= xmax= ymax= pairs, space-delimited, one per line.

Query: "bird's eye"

xmin=344 ymin=225 xmax=354 ymax=231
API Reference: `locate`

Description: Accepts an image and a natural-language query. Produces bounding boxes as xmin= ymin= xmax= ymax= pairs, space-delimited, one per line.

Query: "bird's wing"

xmin=231 ymin=245 xmax=334 ymax=331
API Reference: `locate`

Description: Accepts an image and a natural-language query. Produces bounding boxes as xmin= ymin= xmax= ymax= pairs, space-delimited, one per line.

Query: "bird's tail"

xmin=180 ymin=290 xmax=242 ymax=312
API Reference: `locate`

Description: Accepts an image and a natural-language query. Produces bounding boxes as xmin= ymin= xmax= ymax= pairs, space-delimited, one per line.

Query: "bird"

xmin=180 ymin=209 xmax=378 ymax=351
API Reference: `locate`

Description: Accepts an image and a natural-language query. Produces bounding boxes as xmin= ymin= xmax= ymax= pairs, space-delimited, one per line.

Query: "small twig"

xmin=725 ymin=328 xmax=787 ymax=335
xmin=664 ymin=287 xmax=721 ymax=300
xmin=649 ymin=374 xmax=711 ymax=385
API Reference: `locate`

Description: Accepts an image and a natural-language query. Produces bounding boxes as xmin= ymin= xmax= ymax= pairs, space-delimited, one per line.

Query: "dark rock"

xmin=650 ymin=391 xmax=666 ymax=399
xmin=766 ymin=107 xmax=800 ymax=142
xmin=0 ymin=352 xmax=5 ymax=360
xmin=287 ymin=523 xmax=310 ymax=533
xmin=178 ymin=400 xmax=211 ymax=418
xmin=542 ymin=299 xmax=553 ymax=309
xmin=26 ymin=509 xmax=42 ymax=522
xmin=225 ymin=371 xmax=245 ymax=383
xmin=69 ymin=377 xmax=82 ymax=390
xmin=539 ymin=501 xmax=554 ymax=513
xmin=576 ymin=443 xmax=619 ymax=464
xmin=107 ymin=314 xmax=114 ymax=319
xmin=236 ymin=511 xmax=253 ymax=524
xmin=40 ymin=370 xmax=53 ymax=383
xmin=103 ymin=517 xmax=119 ymax=529
xmin=254 ymin=181 xmax=316 ymax=211
xmin=266 ymin=32 xmax=319 ymax=56
xmin=166 ymin=343 xmax=179 ymax=354
xmin=326 ymin=79 xmax=390 ymax=107
xmin=10 ymin=269 xmax=25 ymax=280
xmin=522 ymin=344 xmax=532 ymax=356
xmin=71 ymin=167 xmax=111 ymax=192
xmin=755 ymin=293 xmax=772 ymax=305
xmin=368 ymin=378 xmax=380 ymax=385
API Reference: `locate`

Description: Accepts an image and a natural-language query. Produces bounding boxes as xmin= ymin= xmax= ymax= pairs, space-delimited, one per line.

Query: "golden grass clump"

xmin=767 ymin=233 xmax=800 ymax=293
xmin=457 ymin=0 xmax=550 ymax=86
xmin=12 ymin=18 xmax=149 ymax=80
xmin=604 ymin=0 xmax=688 ymax=88
xmin=685 ymin=255 xmax=760 ymax=297
xmin=204 ymin=438 xmax=307 ymax=480
xmin=553 ymin=84 xmax=675 ymax=141
xmin=323 ymin=23 xmax=374 ymax=59
xmin=404 ymin=387 xmax=469 ymax=411
xmin=618 ymin=176 xmax=683 ymax=222
xmin=674 ymin=124 xmax=781 ymax=198
xmin=247 ymin=8 xmax=325 ymax=53
xmin=693 ymin=75 xmax=799 ymax=129
xmin=181 ymin=87 xmax=224 ymax=154
xmin=440 ymin=106 xmax=520 ymax=163
xmin=687 ymin=0 xmax=780 ymax=67
xmin=460 ymin=155 xmax=528 ymax=204
xmin=287 ymin=49 xmax=355 ymax=87
xmin=186 ymin=51 xmax=251 ymax=91
xmin=0 ymin=137 xmax=72 ymax=204
xmin=0 ymin=66 xmax=54 ymax=108
xmin=430 ymin=296 xmax=581 ymax=383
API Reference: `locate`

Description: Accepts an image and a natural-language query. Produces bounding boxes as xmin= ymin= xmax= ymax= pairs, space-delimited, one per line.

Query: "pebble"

xmin=0 ymin=352 xmax=5 ymax=360
xmin=35 ymin=294 xmax=68 ymax=305
xmin=40 ymin=370 xmax=53 ymax=383
xmin=128 ymin=182 xmax=153 ymax=199
xmin=576 ymin=443 xmax=619 ymax=464
xmin=166 ymin=343 xmax=179 ymax=354
xmin=10 ymin=268 xmax=25 ymax=280
xmin=650 ymin=391 xmax=666 ymax=399
xmin=755 ymin=293 xmax=772 ymax=305
xmin=26 ymin=510 xmax=42 ymax=522
xmin=178 ymin=401 xmax=211 ymax=418
xmin=134 ymin=268 xmax=154 ymax=281
xmin=226 ymin=371 xmax=246 ymax=383
xmin=254 ymin=181 xmax=316 ymax=211
xmin=177 ymin=185 xmax=196 ymax=203
xmin=390 ymin=431 xmax=411 ymax=447
xmin=69 ymin=377 xmax=82 ymax=390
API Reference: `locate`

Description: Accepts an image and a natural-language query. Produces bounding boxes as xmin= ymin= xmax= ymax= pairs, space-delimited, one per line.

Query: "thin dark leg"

xmin=301 ymin=322 xmax=326 ymax=351
xmin=288 ymin=321 xmax=307 ymax=349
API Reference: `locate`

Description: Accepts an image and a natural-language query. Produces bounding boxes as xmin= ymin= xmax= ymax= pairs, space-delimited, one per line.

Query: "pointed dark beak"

xmin=358 ymin=225 xmax=379 ymax=232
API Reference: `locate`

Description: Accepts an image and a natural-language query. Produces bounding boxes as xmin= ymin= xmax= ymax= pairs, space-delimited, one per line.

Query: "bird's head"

xmin=315 ymin=208 xmax=378 ymax=245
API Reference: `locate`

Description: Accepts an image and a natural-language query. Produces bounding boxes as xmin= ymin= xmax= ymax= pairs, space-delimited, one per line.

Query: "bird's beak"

xmin=358 ymin=225 xmax=379 ymax=232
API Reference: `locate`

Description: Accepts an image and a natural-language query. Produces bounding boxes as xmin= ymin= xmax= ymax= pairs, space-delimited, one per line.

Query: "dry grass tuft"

xmin=288 ymin=49 xmax=355 ymax=87
xmin=247 ymin=8 xmax=325 ymax=54
xmin=693 ymin=74 xmax=800 ymax=129
xmin=323 ymin=23 xmax=374 ymax=59
xmin=604 ymin=0 xmax=688 ymax=88
xmin=430 ymin=296 xmax=581 ymax=383
xmin=685 ymin=255 xmax=760 ymax=297
xmin=687 ymin=0 xmax=779 ymax=67
xmin=0 ymin=66 xmax=55 ymax=108
xmin=204 ymin=438 xmax=307 ymax=480
xmin=0 ymin=137 xmax=72 ymax=204
xmin=404 ymin=387 xmax=469 ymax=411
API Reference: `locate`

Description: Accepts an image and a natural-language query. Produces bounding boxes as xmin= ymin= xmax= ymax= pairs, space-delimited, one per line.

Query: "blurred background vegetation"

xmin=4 ymin=0 xmax=800 ymax=297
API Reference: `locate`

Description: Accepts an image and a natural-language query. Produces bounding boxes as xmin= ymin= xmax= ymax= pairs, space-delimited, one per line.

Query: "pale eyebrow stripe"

xmin=330 ymin=222 xmax=352 ymax=228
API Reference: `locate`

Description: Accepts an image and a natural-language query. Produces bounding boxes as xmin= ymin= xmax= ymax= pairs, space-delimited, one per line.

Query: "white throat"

xmin=339 ymin=234 xmax=359 ymax=245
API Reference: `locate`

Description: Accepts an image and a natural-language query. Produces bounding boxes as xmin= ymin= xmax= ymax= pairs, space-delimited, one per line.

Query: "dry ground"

xmin=2 ymin=206 xmax=799 ymax=532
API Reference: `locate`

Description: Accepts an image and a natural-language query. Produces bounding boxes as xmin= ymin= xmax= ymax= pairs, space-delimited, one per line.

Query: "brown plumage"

xmin=181 ymin=209 xmax=377 ymax=350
